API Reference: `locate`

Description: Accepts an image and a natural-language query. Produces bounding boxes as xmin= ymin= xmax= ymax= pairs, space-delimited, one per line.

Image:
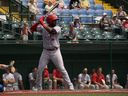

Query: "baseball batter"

xmin=31 ymin=14 xmax=74 ymax=90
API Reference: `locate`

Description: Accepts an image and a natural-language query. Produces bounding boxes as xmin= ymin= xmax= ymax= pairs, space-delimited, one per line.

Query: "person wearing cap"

xmin=99 ymin=13 xmax=111 ymax=31
xmin=78 ymin=68 xmax=95 ymax=89
xmin=68 ymin=16 xmax=83 ymax=43
xmin=30 ymin=14 xmax=74 ymax=91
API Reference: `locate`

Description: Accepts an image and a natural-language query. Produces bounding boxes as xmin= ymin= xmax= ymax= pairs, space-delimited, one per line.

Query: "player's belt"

xmin=44 ymin=47 xmax=58 ymax=51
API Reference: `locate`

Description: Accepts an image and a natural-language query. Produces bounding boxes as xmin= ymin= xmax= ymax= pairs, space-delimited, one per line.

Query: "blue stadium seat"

xmin=87 ymin=9 xmax=95 ymax=16
xmin=89 ymin=0 xmax=95 ymax=4
xmin=78 ymin=9 xmax=87 ymax=15
xmin=69 ymin=9 xmax=79 ymax=16
xmin=80 ymin=16 xmax=88 ymax=24
xmin=104 ymin=10 xmax=113 ymax=16
xmin=64 ymin=0 xmax=70 ymax=6
xmin=37 ymin=3 xmax=44 ymax=8
xmin=56 ymin=8 xmax=63 ymax=16
xmin=95 ymin=4 xmax=104 ymax=10
xmin=89 ymin=4 xmax=95 ymax=10
xmin=37 ymin=0 xmax=43 ymax=3
xmin=61 ymin=9 xmax=70 ymax=16
xmin=85 ymin=16 xmax=94 ymax=23
xmin=80 ymin=16 xmax=93 ymax=24
xmin=95 ymin=10 xmax=104 ymax=16
xmin=61 ymin=16 xmax=72 ymax=24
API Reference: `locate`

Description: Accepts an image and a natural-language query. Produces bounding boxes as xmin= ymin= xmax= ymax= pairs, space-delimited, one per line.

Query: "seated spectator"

xmin=110 ymin=14 xmax=122 ymax=35
xmin=91 ymin=67 xmax=109 ymax=89
xmin=44 ymin=0 xmax=56 ymax=6
xmin=58 ymin=0 xmax=66 ymax=9
xmin=125 ymin=74 xmax=128 ymax=89
xmin=44 ymin=1 xmax=55 ymax=14
xmin=2 ymin=67 xmax=16 ymax=91
xmin=106 ymin=69 xmax=123 ymax=89
xmin=78 ymin=68 xmax=95 ymax=89
xmin=43 ymin=66 xmax=52 ymax=89
xmin=21 ymin=22 xmax=32 ymax=42
xmin=80 ymin=0 xmax=90 ymax=10
xmin=116 ymin=5 xmax=127 ymax=21
xmin=52 ymin=68 xmax=64 ymax=89
xmin=28 ymin=0 xmax=41 ymax=20
xmin=11 ymin=67 xmax=24 ymax=90
xmin=99 ymin=13 xmax=111 ymax=31
xmin=28 ymin=67 xmax=37 ymax=90
xmin=69 ymin=0 xmax=81 ymax=9
xmin=66 ymin=16 xmax=83 ymax=43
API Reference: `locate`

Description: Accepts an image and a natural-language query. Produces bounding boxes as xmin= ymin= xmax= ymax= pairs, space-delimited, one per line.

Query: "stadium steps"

xmin=95 ymin=0 xmax=118 ymax=14
xmin=0 ymin=6 xmax=28 ymax=22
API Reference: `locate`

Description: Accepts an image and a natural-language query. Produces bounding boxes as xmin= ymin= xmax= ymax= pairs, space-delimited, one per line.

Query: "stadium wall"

xmin=0 ymin=42 xmax=128 ymax=89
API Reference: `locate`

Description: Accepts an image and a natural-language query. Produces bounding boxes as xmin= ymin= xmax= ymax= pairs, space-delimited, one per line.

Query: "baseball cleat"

xmin=69 ymin=85 xmax=74 ymax=91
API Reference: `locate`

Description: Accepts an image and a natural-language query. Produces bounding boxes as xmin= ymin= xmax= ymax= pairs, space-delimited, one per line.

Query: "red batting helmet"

xmin=46 ymin=14 xmax=58 ymax=24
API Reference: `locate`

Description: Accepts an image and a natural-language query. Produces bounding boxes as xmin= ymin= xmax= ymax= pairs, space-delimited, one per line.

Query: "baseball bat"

xmin=45 ymin=1 xmax=60 ymax=16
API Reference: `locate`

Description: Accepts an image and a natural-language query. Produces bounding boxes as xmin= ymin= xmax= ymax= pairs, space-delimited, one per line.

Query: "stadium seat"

xmin=85 ymin=16 xmax=94 ymax=23
xmin=69 ymin=9 xmax=79 ymax=16
xmin=87 ymin=9 xmax=95 ymax=16
xmin=84 ymin=34 xmax=94 ymax=39
xmin=61 ymin=9 xmax=70 ymax=16
xmin=95 ymin=10 xmax=104 ymax=16
xmin=78 ymin=9 xmax=87 ymax=15
xmin=95 ymin=4 xmax=104 ymax=10
xmin=104 ymin=10 xmax=113 ymax=17
xmin=102 ymin=31 xmax=113 ymax=39
xmin=80 ymin=15 xmax=88 ymax=24
xmin=37 ymin=0 xmax=44 ymax=3
xmin=94 ymin=34 xmax=104 ymax=39
xmin=89 ymin=4 xmax=95 ymax=10
xmin=56 ymin=8 xmax=63 ymax=16
xmin=89 ymin=0 xmax=95 ymax=5
xmin=37 ymin=3 xmax=44 ymax=8
xmin=61 ymin=16 xmax=72 ymax=24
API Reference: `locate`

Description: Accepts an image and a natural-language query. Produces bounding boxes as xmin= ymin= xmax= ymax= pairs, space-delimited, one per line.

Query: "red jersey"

xmin=91 ymin=72 xmax=97 ymax=84
xmin=91 ymin=72 xmax=105 ymax=84
xmin=43 ymin=68 xmax=50 ymax=78
xmin=53 ymin=69 xmax=62 ymax=78
xmin=97 ymin=73 xmax=105 ymax=84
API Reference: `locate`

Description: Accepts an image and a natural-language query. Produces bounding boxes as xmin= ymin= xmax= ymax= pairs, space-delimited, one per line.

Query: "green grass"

xmin=7 ymin=94 xmax=128 ymax=96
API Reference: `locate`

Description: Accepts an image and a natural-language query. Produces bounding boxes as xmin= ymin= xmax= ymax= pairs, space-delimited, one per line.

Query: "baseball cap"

xmin=74 ymin=16 xmax=79 ymax=20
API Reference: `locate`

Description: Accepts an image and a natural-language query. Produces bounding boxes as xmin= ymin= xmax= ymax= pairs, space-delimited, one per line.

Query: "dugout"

xmin=0 ymin=40 xmax=128 ymax=89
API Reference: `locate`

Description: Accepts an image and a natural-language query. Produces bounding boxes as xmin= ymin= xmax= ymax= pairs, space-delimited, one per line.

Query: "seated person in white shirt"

xmin=106 ymin=69 xmax=123 ymax=89
xmin=2 ymin=67 xmax=15 ymax=91
xmin=78 ymin=68 xmax=95 ymax=89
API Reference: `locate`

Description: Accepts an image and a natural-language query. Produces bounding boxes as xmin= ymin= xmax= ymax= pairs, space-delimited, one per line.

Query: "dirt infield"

xmin=0 ymin=89 xmax=128 ymax=96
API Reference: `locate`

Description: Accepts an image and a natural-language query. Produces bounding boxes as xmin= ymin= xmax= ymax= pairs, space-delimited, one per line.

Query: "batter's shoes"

xmin=32 ymin=86 xmax=42 ymax=91
xmin=69 ymin=85 xmax=74 ymax=91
